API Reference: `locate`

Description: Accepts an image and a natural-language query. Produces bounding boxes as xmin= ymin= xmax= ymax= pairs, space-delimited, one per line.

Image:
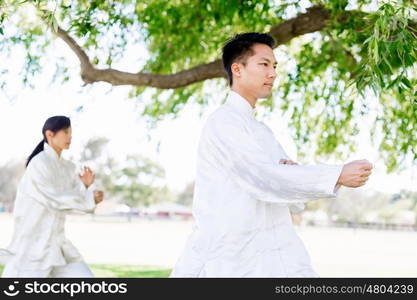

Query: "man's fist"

xmin=94 ymin=190 xmax=104 ymax=204
xmin=337 ymin=159 xmax=373 ymax=188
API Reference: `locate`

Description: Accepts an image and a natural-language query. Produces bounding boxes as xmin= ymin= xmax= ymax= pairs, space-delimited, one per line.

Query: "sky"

xmin=0 ymin=7 xmax=416 ymax=195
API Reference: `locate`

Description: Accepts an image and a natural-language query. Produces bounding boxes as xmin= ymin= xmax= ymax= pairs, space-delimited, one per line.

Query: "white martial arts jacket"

xmin=0 ymin=143 xmax=96 ymax=271
xmin=171 ymin=91 xmax=343 ymax=277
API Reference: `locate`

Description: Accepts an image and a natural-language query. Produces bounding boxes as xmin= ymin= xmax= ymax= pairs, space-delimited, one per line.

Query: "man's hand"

xmin=279 ymin=159 xmax=298 ymax=165
xmin=94 ymin=190 xmax=104 ymax=205
xmin=337 ymin=159 xmax=373 ymax=188
xmin=79 ymin=166 xmax=95 ymax=188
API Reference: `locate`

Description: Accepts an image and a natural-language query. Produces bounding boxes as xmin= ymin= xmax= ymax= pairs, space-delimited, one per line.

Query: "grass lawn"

xmin=91 ymin=264 xmax=171 ymax=278
xmin=0 ymin=264 xmax=171 ymax=278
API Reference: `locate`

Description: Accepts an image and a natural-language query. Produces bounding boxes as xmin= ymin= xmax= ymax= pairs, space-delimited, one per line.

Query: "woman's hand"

xmin=79 ymin=166 xmax=95 ymax=188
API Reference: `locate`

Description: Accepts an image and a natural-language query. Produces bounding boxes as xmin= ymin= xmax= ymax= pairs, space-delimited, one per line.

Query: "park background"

xmin=0 ymin=0 xmax=416 ymax=277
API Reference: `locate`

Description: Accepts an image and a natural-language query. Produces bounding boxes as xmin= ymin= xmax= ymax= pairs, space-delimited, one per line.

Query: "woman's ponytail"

xmin=26 ymin=139 xmax=45 ymax=168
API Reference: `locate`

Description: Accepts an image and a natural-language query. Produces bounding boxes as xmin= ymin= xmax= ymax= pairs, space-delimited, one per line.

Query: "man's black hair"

xmin=222 ymin=32 xmax=275 ymax=86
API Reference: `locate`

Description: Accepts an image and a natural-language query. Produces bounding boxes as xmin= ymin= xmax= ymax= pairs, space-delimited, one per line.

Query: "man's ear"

xmin=231 ymin=62 xmax=241 ymax=78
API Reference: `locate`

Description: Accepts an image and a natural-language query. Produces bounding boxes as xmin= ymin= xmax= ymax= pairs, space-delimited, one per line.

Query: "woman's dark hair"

xmin=222 ymin=32 xmax=275 ymax=86
xmin=26 ymin=116 xmax=71 ymax=167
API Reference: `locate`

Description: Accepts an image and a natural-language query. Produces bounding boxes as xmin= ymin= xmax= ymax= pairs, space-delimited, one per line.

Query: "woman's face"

xmin=47 ymin=127 xmax=72 ymax=150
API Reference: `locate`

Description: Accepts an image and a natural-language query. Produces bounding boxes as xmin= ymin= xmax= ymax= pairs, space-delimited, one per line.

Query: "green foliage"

xmin=279 ymin=0 xmax=417 ymax=169
xmin=280 ymin=35 xmax=360 ymax=160
xmin=1 ymin=0 xmax=416 ymax=171
xmin=136 ymin=0 xmax=280 ymax=73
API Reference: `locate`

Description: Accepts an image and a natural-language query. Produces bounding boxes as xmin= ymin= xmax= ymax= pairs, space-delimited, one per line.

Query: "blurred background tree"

xmin=0 ymin=162 xmax=24 ymax=212
xmin=111 ymin=154 xmax=170 ymax=208
xmin=176 ymin=182 xmax=194 ymax=207
xmin=77 ymin=137 xmax=174 ymax=209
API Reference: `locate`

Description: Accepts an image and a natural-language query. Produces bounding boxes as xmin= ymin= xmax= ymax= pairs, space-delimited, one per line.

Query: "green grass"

xmin=0 ymin=264 xmax=171 ymax=278
xmin=91 ymin=264 xmax=171 ymax=278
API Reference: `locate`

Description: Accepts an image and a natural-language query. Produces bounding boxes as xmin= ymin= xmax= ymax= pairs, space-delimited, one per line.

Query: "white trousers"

xmin=2 ymin=261 xmax=94 ymax=278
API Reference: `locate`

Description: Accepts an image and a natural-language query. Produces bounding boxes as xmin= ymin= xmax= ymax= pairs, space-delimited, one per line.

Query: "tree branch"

xmin=53 ymin=6 xmax=338 ymax=88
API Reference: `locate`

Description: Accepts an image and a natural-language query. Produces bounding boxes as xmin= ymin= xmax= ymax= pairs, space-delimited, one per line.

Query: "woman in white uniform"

xmin=0 ymin=116 xmax=104 ymax=277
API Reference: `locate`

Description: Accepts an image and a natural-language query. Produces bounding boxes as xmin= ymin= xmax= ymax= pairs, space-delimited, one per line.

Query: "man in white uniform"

xmin=171 ymin=32 xmax=373 ymax=277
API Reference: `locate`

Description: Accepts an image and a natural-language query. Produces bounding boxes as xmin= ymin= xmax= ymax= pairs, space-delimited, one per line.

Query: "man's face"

xmin=232 ymin=43 xmax=277 ymax=99
xmin=47 ymin=127 xmax=72 ymax=150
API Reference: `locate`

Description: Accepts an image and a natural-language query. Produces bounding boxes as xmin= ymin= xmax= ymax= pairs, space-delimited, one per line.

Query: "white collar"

xmin=43 ymin=142 xmax=63 ymax=161
xmin=226 ymin=91 xmax=256 ymax=118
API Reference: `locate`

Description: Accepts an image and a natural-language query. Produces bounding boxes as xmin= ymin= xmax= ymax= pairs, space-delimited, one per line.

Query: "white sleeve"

xmin=207 ymin=114 xmax=343 ymax=204
xmin=25 ymin=160 xmax=96 ymax=213
xmin=263 ymin=125 xmax=292 ymax=161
